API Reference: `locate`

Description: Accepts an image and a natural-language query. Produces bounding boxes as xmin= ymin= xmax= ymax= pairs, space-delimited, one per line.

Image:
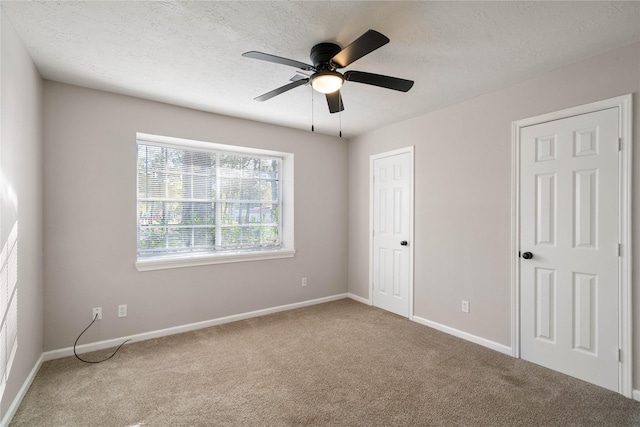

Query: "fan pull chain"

xmin=311 ymin=90 xmax=315 ymax=132
xmin=339 ymin=108 xmax=342 ymax=138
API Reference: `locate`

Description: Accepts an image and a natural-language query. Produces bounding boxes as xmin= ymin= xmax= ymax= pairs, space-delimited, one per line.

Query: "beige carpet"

xmin=10 ymin=299 xmax=640 ymax=426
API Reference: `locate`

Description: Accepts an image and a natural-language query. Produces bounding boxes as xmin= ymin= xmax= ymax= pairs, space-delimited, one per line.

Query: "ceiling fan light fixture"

xmin=311 ymin=71 xmax=344 ymax=94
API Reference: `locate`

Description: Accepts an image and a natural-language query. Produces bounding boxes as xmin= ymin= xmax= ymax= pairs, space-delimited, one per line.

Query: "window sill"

xmin=136 ymin=248 xmax=296 ymax=271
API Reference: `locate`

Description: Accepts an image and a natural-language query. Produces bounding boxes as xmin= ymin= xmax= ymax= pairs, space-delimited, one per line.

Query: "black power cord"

xmin=74 ymin=313 xmax=131 ymax=364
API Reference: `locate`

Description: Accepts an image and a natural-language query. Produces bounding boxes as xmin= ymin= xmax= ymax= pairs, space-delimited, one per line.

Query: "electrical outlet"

xmin=118 ymin=304 xmax=127 ymax=318
xmin=301 ymin=277 xmax=308 ymax=287
xmin=461 ymin=300 xmax=470 ymax=314
xmin=92 ymin=307 xmax=102 ymax=320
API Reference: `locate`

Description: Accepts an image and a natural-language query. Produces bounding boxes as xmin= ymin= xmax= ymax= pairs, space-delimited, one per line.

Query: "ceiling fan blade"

xmin=344 ymin=71 xmax=414 ymax=92
xmin=254 ymin=78 xmax=309 ymax=102
xmin=330 ymin=30 xmax=390 ymax=68
xmin=325 ymin=90 xmax=344 ymax=114
xmin=242 ymin=51 xmax=314 ymax=71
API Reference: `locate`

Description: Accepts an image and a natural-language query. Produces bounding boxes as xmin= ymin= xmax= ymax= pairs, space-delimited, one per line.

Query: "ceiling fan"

xmin=242 ymin=30 xmax=414 ymax=114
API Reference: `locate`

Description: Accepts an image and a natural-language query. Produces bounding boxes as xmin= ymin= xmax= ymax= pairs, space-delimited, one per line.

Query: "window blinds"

xmin=137 ymin=143 xmax=281 ymax=259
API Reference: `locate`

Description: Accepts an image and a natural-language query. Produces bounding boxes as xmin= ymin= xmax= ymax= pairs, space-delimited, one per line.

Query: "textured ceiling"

xmin=2 ymin=1 xmax=640 ymax=137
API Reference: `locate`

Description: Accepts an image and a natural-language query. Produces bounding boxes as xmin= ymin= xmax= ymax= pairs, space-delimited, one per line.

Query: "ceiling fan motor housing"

xmin=310 ymin=42 xmax=342 ymax=69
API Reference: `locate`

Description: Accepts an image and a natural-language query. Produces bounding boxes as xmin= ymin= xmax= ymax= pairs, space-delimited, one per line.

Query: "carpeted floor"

xmin=10 ymin=299 xmax=640 ymax=426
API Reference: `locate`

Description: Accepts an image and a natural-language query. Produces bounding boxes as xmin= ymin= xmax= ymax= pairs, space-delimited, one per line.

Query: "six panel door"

xmin=520 ymin=107 xmax=619 ymax=391
xmin=372 ymin=152 xmax=411 ymax=318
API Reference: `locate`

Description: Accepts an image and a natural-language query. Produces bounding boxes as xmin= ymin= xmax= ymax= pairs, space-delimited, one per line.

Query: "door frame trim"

xmin=369 ymin=146 xmax=415 ymax=319
xmin=510 ymin=94 xmax=633 ymax=397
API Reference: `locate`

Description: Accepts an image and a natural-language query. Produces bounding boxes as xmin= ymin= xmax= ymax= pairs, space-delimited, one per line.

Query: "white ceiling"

xmin=3 ymin=1 xmax=640 ymax=137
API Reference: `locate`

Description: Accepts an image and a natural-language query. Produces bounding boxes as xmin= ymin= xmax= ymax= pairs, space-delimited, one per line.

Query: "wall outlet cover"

xmin=461 ymin=300 xmax=470 ymax=313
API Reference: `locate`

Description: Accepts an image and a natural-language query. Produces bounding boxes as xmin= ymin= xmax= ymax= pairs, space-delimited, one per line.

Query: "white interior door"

xmin=371 ymin=149 xmax=413 ymax=318
xmin=519 ymin=107 xmax=619 ymax=391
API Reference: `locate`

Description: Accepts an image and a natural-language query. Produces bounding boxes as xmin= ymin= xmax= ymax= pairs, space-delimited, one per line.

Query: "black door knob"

xmin=522 ymin=252 xmax=533 ymax=260
xmin=400 ymin=241 xmax=408 ymax=246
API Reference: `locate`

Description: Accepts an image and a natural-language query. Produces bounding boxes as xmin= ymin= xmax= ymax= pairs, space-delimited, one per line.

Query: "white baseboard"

xmin=43 ymin=293 xmax=348 ymax=362
xmin=0 ymin=354 xmax=43 ymax=427
xmin=632 ymin=389 xmax=640 ymax=401
xmin=347 ymin=292 xmax=371 ymax=305
xmin=412 ymin=315 xmax=512 ymax=356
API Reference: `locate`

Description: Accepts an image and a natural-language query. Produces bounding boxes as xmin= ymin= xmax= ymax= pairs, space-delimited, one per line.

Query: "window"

xmin=0 ymin=221 xmax=18 ymax=400
xmin=136 ymin=133 xmax=294 ymax=271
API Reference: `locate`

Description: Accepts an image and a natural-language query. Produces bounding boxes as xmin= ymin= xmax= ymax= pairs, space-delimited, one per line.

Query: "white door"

xmin=371 ymin=149 xmax=413 ymax=317
xmin=520 ymin=107 xmax=619 ymax=391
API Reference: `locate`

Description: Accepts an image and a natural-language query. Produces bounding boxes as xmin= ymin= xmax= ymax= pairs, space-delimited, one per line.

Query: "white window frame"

xmin=135 ymin=133 xmax=295 ymax=271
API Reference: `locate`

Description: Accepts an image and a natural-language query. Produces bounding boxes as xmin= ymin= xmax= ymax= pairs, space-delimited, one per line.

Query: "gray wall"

xmin=0 ymin=11 xmax=44 ymax=418
xmin=42 ymin=82 xmax=348 ymax=351
xmin=348 ymin=42 xmax=640 ymax=380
